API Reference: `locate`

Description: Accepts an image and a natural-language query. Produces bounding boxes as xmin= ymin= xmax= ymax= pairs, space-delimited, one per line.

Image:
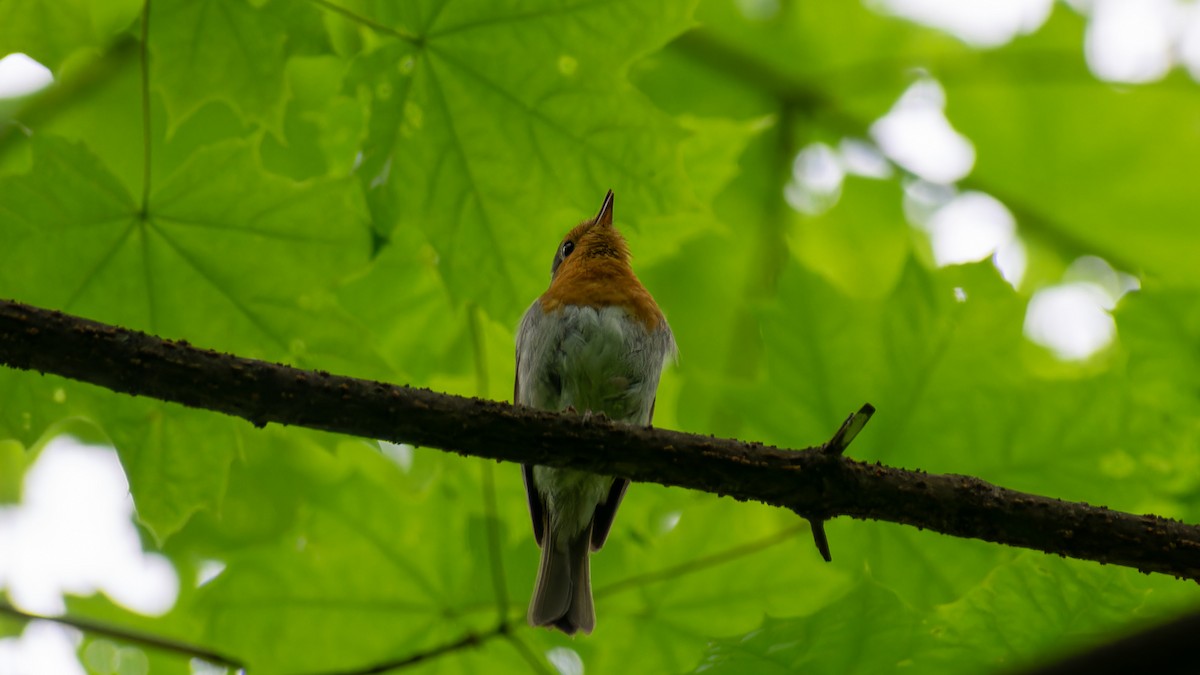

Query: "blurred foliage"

xmin=3 ymin=0 xmax=1200 ymax=673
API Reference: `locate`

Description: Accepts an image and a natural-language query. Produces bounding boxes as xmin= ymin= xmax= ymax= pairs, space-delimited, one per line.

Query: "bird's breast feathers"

xmin=516 ymin=302 xmax=675 ymax=425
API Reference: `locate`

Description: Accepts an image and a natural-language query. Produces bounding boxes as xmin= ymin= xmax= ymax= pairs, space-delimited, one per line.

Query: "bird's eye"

xmin=551 ymin=239 xmax=577 ymax=277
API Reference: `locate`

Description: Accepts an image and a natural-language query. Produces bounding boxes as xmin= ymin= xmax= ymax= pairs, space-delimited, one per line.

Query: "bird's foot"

xmin=580 ymin=409 xmax=610 ymax=423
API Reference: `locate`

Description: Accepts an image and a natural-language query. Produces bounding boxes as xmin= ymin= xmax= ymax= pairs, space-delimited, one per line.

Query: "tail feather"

xmin=528 ymin=520 xmax=596 ymax=635
xmin=528 ymin=526 xmax=571 ymax=627
xmin=565 ymin=539 xmax=593 ymax=633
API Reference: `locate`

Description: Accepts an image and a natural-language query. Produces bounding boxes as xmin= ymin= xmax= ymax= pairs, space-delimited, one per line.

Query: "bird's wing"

xmin=593 ymin=321 xmax=673 ymax=551
xmin=523 ymin=463 xmax=545 ymax=546
xmin=590 ymin=477 xmax=628 ymax=551
xmin=590 ymin=391 xmax=656 ymax=550
xmin=516 ymin=305 xmax=547 ymax=546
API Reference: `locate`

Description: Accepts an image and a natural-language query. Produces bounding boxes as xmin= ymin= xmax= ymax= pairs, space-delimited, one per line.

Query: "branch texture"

xmin=2 ymin=298 xmax=1199 ymax=581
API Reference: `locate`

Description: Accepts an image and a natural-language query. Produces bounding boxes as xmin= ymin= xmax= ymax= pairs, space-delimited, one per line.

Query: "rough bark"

xmin=2 ymin=298 xmax=1198 ymax=581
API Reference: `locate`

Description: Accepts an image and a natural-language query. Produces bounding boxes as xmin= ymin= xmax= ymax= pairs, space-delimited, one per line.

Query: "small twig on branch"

xmin=3 ymin=298 xmax=1200 ymax=582
xmin=808 ymin=404 xmax=877 ymax=561
xmin=809 ymin=520 xmax=834 ymax=563
xmin=823 ymin=404 xmax=875 ymax=457
xmin=0 ymin=602 xmax=243 ymax=670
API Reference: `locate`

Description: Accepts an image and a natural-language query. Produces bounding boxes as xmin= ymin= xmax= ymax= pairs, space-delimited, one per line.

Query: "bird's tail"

xmin=528 ymin=520 xmax=595 ymax=635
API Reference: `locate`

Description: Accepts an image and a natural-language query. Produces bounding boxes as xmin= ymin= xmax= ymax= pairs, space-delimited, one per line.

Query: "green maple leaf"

xmin=0 ymin=0 xmax=141 ymax=73
xmin=341 ymin=0 xmax=699 ymax=314
xmin=0 ymin=135 xmax=369 ymax=539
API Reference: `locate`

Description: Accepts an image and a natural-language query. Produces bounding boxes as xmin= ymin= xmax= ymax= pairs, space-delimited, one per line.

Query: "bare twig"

xmin=502 ymin=634 xmax=554 ymax=675
xmin=294 ymin=627 xmax=500 ymax=675
xmin=0 ymin=602 xmax=243 ymax=670
xmin=595 ymin=524 xmax=808 ymax=598
xmin=823 ymin=405 xmax=875 ymax=457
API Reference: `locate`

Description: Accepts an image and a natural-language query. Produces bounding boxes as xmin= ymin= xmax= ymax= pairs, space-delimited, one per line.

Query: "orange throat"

xmin=539 ymin=258 xmax=664 ymax=331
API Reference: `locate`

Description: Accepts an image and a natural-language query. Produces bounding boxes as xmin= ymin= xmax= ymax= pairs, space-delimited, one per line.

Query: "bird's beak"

xmin=594 ymin=190 xmax=614 ymax=228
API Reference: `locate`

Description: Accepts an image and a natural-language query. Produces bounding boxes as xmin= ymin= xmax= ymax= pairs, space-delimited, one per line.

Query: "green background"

xmin=2 ymin=0 xmax=1200 ymax=673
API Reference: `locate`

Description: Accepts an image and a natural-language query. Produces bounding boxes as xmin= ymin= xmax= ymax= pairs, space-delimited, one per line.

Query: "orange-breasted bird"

xmin=515 ymin=190 xmax=676 ymax=635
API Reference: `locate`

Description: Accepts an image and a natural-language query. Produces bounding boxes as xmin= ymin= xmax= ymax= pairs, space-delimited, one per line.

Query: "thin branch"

xmin=0 ymin=602 xmax=243 ymax=670
xmin=296 ymin=626 xmax=502 ymax=675
xmin=460 ymin=522 xmax=812 ymax=619
xmin=503 ymin=634 xmax=554 ymax=675
xmin=595 ymin=524 xmax=808 ymax=598
xmin=3 ymin=298 xmax=1200 ymax=583
xmin=0 ymin=596 xmax=509 ymax=675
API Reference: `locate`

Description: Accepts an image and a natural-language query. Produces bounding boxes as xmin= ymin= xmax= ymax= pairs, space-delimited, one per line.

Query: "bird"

xmin=514 ymin=190 xmax=676 ymax=635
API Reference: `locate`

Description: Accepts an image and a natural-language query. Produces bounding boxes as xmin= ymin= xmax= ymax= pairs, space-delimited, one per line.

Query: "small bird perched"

xmin=515 ymin=190 xmax=676 ymax=635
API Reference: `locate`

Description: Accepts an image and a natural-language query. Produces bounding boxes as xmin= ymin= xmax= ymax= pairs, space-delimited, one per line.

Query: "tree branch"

xmin=298 ymin=626 xmax=500 ymax=675
xmin=0 ymin=602 xmax=243 ymax=670
xmin=2 ymin=298 xmax=1200 ymax=582
xmin=0 ymin=598 xmax=506 ymax=675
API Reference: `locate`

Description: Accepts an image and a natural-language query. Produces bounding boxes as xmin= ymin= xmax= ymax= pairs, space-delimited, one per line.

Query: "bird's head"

xmin=549 ymin=190 xmax=631 ymax=280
